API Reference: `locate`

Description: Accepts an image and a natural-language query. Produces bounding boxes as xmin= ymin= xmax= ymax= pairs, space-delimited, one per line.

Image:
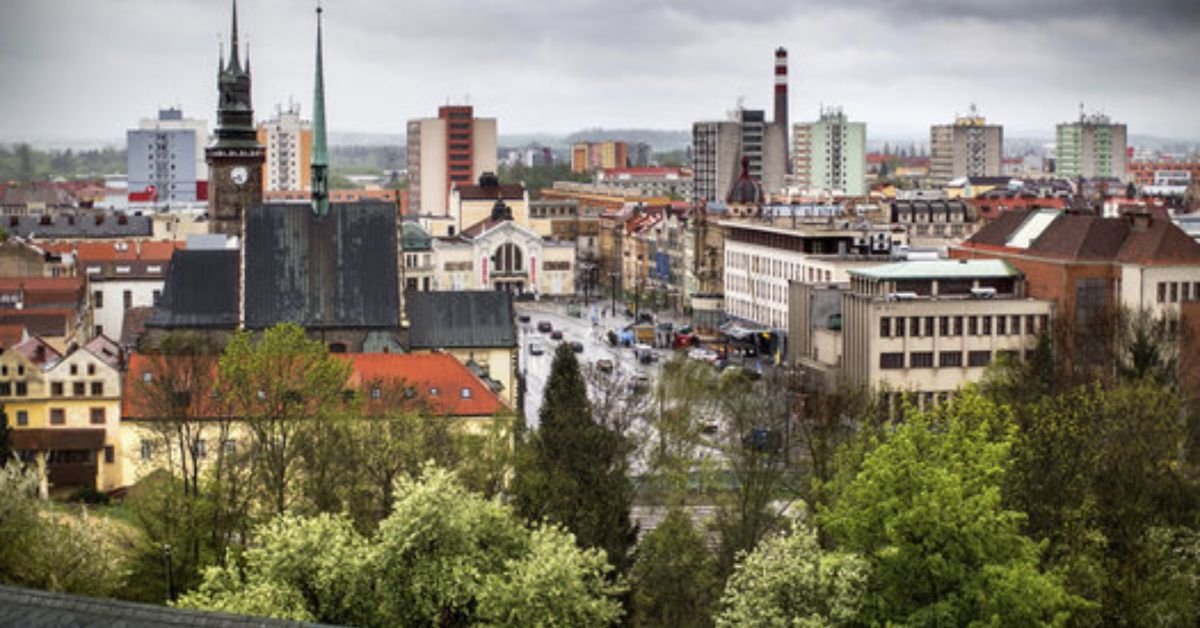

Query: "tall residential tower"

xmin=929 ymin=106 xmax=1003 ymax=185
xmin=792 ymin=107 xmax=867 ymax=196
xmin=1056 ymin=110 xmax=1127 ymax=181
xmin=406 ymin=106 xmax=498 ymax=216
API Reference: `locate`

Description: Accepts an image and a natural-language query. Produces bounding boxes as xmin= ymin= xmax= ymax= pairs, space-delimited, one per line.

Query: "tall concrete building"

xmin=692 ymin=109 xmax=786 ymax=205
xmin=257 ymin=102 xmax=313 ymax=192
xmin=793 ymin=106 xmax=867 ymax=196
xmin=406 ymin=105 xmax=498 ymax=216
xmin=929 ymin=106 xmax=1003 ymax=185
xmin=1056 ymin=111 xmax=1127 ymax=181
xmin=126 ymin=108 xmax=208 ymax=203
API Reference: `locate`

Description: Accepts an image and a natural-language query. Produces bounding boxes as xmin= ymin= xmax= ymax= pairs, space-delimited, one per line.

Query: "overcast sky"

xmin=2 ymin=0 xmax=1198 ymax=146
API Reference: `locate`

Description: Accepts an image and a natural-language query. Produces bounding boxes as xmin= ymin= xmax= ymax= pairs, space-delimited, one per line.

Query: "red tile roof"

xmin=41 ymin=241 xmax=183 ymax=263
xmin=341 ymin=353 xmax=505 ymax=417
xmin=0 ymin=324 xmax=27 ymax=349
xmin=0 ymin=277 xmax=83 ymax=292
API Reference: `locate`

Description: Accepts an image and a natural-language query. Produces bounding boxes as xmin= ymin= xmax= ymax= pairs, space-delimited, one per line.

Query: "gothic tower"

xmin=206 ymin=0 xmax=264 ymax=237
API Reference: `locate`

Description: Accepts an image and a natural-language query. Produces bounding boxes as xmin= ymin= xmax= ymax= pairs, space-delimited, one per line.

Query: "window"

xmin=0 ymin=382 xmax=9 ymax=396
xmin=895 ymin=318 xmax=905 ymax=337
xmin=910 ymin=352 xmax=934 ymax=368
xmin=429 ymin=387 xmax=439 ymax=396
xmin=879 ymin=353 xmax=905 ymax=369
xmin=16 ymin=410 xmax=27 ymax=426
xmin=123 ymin=290 xmax=132 ymax=309
xmin=1011 ymin=315 xmax=1021 ymax=335
xmin=91 ymin=381 xmax=103 ymax=396
xmin=51 ymin=382 xmax=64 ymax=397
xmin=968 ymin=351 xmax=992 ymax=367
xmin=924 ymin=317 xmax=935 ymax=337
xmin=1170 ymin=282 xmax=1179 ymax=303
xmin=1040 ymin=315 xmax=1050 ymax=333
xmin=93 ymin=290 xmax=103 ymax=308
xmin=1026 ymin=314 xmax=1037 ymax=335
xmin=73 ymin=382 xmax=85 ymax=396
xmin=15 ymin=382 xmax=26 ymax=397
xmin=104 ymin=446 xmax=114 ymax=464
xmin=195 ymin=439 xmax=207 ymax=459
xmin=50 ymin=408 xmax=65 ymax=425
xmin=370 ymin=387 xmax=381 ymax=400
xmin=939 ymin=316 xmax=949 ymax=336
xmin=223 ymin=439 xmax=236 ymax=455
xmin=910 ymin=317 xmax=921 ymax=337
xmin=70 ymin=364 xmax=78 ymax=375
xmin=953 ymin=316 xmax=963 ymax=336
xmin=140 ymin=440 xmax=153 ymax=461
xmin=996 ymin=315 xmax=1007 ymax=335
xmin=1157 ymin=282 xmax=1166 ymax=303
xmin=87 ymin=363 xmax=95 ymax=375
xmin=90 ymin=407 xmax=105 ymax=425
xmin=880 ymin=317 xmax=891 ymax=337
xmin=460 ymin=387 xmax=472 ymax=399
xmin=968 ymin=316 xmax=978 ymax=336
xmin=939 ymin=351 xmax=963 ymax=367
xmin=981 ymin=316 xmax=992 ymax=335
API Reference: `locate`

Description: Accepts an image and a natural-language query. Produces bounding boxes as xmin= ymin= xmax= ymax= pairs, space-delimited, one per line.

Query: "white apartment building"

xmin=793 ymin=107 xmax=867 ymax=196
xmin=126 ymin=108 xmax=208 ymax=203
xmin=407 ymin=106 xmax=498 ymax=216
xmin=257 ymin=103 xmax=313 ymax=192
xmin=87 ymin=259 xmax=168 ymax=341
xmin=721 ymin=219 xmax=905 ymax=329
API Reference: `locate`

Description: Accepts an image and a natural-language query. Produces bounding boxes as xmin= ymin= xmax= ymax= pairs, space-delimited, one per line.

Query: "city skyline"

xmin=1 ymin=0 xmax=1198 ymax=145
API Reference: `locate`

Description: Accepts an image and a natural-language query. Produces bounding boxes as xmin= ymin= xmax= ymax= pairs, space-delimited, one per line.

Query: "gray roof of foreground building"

xmin=146 ymin=249 xmax=240 ymax=329
xmin=5 ymin=213 xmax=153 ymax=239
xmin=0 ymin=584 xmax=334 ymax=627
xmin=243 ymin=201 xmax=400 ymax=330
xmin=406 ymin=290 xmax=516 ymax=349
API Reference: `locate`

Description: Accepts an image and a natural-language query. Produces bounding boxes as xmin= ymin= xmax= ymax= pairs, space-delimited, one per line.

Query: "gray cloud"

xmin=0 ymin=0 xmax=1197 ymax=146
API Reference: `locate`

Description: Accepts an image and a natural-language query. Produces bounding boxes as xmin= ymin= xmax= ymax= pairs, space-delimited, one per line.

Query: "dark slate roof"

xmin=0 ymin=584 xmax=332 ymax=627
xmin=4 ymin=212 xmax=153 ymax=239
xmin=147 ymin=250 xmax=239 ymax=329
xmin=406 ymin=291 xmax=516 ymax=349
xmin=244 ymin=202 xmax=400 ymax=330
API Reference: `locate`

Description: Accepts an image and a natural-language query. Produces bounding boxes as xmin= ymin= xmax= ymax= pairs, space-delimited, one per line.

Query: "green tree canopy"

xmin=716 ymin=520 xmax=868 ymax=628
xmin=629 ymin=508 xmax=720 ymax=628
xmin=821 ymin=390 xmax=1083 ymax=626
xmin=178 ymin=465 xmax=624 ymax=627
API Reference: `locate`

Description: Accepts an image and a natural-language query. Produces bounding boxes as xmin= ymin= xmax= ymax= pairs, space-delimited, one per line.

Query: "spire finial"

xmin=311 ymin=2 xmax=330 ymax=217
xmin=228 ymin=0 xmax=241 ymax=72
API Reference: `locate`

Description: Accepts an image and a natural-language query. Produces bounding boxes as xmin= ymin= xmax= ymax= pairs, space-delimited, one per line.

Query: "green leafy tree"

xmin=513 ymin=343 xmax=637 ymax=573
xmin=0 ymin=463 xmax=127 ymax=597
xmin=178 ymin=465 xmax=624 ymax=627
xmin=821 ymin=390 xmax=1083 ymax=626
xmin=716 ymin=521 xmax=868 ymax=628
xmin=217 ymin=323 xmax=351 ymax=516
xmin=629 ymin=508 xmax=720 ymax=628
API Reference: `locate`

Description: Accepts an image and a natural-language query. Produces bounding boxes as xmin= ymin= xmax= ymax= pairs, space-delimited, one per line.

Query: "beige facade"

xmin=830 ymin=261 xmax=1052 ymax=408
xmin=930 ymin=110 xmax=1003 ymax=185
xmin=407 ymin=115 xmax=498 ymax=216
xmin=257 ymin=104 xmax=314 ymax=193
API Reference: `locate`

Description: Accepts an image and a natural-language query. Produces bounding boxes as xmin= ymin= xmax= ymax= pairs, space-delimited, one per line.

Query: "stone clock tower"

xmin=206 ymin=0 xmax=264 ymax=238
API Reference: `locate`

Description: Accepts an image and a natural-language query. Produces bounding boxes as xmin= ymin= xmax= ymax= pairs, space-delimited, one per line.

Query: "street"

xmin=516 ymin=300 xmax=666 ymax=429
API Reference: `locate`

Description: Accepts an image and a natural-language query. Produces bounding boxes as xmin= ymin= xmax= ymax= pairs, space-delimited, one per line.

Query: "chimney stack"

xmin=774 ymin=47 xmax=790 ymax=174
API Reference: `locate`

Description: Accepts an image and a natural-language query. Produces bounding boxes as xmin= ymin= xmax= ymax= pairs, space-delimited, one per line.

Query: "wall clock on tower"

xmin=230 ymin=166 xmax=248 ymax=186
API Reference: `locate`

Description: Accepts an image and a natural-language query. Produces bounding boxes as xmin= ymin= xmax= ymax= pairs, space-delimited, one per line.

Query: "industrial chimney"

xmin=774 ymin=47 xmax=790 ymax=173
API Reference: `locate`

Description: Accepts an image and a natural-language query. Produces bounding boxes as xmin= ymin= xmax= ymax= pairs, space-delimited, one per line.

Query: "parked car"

xmin=537 ymin=321 xmax=553 ymax=333
xmin=528 ymin=342 xmax=545 ymax=356
xmin=517 ymin=314 xmax=531 ymax=324
xmin=569 ymin=341 xmax=584 ymax=353
xmin=596 ymin=359 xmax=614 ymax=373
xmin=550 ymin=330 xmax=564 ymax=340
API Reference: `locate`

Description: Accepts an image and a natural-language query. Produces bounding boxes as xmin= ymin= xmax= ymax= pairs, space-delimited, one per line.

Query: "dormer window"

xmin=429 ymin=387 xmax=439 ymax=396
xmin=147 ymin=265 xmax=162 ymax=274
xmin=142 ymin=372 xmax=153 ymax=382
xmin=460 ymin=388 xmax=472 ymax=399
xmin=370 ymin=388 xmax=381 ymax=400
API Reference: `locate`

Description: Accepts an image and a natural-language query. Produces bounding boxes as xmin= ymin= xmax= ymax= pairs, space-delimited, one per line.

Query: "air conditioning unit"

xmin=970 ymin=287 xmax=997 ymax=299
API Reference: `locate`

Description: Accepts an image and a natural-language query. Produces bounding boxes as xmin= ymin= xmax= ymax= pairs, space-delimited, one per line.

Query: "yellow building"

xmin=5 ymin=336 xmax=125 ymax=496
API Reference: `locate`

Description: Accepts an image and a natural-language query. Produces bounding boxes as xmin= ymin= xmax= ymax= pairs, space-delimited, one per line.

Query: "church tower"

xmin=206 ymin=0 xmax=264 ymax=237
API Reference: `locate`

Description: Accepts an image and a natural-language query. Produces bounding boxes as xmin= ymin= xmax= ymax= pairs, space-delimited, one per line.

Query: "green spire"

xmin=311 ymin=4 xmax=329 ymax=217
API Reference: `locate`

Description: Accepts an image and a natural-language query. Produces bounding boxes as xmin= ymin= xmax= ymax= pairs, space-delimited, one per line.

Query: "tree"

xmin=178 ymin=465 xmax=625 ymax=627
xmin=629 ymin=508 xmax=720 ymax=628
xmin=821 ymin=390 xmax=1083 ymax=626
xmin=716 ymin=521 xmax=868 ymax=628
xmin=513 ymin=343 xmax=637 ymax=574
xmin=0 ymin=463 xmax=127 ymax=597
xmin=217 ymin=324 xmax=351 ymax=516
xmin=0 ymin=403 xmax=12 ymax=467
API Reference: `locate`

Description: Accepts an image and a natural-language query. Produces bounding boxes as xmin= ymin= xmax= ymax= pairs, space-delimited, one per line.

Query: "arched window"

xmin=494 ymin=243 xmax=524 ymax=274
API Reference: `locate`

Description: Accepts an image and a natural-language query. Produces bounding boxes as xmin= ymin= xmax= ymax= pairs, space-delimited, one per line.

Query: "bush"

xmin=69 ymin=485 xmax=111 ymax=505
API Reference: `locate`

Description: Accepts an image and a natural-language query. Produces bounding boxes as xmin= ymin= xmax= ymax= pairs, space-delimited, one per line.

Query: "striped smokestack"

xmin=775 ymin=47 xmax=789 ymax=173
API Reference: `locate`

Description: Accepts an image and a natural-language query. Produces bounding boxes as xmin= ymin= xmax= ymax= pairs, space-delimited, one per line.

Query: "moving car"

xmin=550 ymin=330 xmax=564 ymax=340
xmin=528 ymin=342 xmax=545 ymax=356
xmin=517 ymin=314 xmax=531 ymax=324
xmin=569 ymin=341 xmax=584 ymax=353
xmin=537 ymin=321 xmax=553 ymax=333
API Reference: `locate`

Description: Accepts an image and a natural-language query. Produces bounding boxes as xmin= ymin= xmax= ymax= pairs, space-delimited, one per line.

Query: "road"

xmin=516 ymin=300 xmax=665 ymax=429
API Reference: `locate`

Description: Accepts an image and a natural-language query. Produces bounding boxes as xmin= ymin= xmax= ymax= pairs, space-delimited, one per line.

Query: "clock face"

xmin=230 ymin=166 xmax=249 ymax=186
